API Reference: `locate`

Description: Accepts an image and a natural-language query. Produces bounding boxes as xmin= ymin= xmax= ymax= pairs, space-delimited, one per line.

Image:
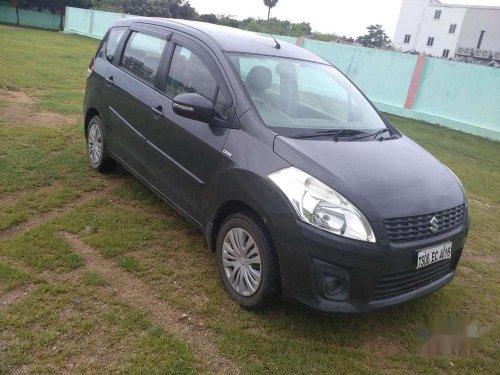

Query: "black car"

xmin=83 ymin=18 xmax=469 ymax=313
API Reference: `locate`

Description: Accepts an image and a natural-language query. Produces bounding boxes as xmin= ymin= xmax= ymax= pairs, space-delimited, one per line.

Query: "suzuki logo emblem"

xmin=429 ymin=217 xmax=439 ymax=233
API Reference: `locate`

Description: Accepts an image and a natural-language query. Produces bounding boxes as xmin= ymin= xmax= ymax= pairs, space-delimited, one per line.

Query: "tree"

xmin=263 ymin=0 xmax=278 ymax=21
xmin=216 ymin=15 xmax=239 ymax=28
xmin=290 ymin=22 xmax=311 ymax=37
xmin=169 ymin=0 xmax=195 ymax=20
xmin=95 ymin=0 xmax=196 ymax=19
xmin=356 ymin=24 xmax=391 ymax=49
xmin=199 ymin=13 xmax=218 ymax=24
xmin=238 ymin=17 xmax=310 ymax=36
xmin=117 ymin=0 xmax=171 ymax=17
xmin=310 ymin=32 xmax=340 ymax=42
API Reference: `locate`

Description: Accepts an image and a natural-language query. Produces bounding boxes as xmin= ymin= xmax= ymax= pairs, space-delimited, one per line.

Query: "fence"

xmin=0 ymin=5 xmax=62 ymax=30
xmin=62 ymin=6 xmax=500 ymax=140
xmin=63 ymin=7 xmax=129 ymax=39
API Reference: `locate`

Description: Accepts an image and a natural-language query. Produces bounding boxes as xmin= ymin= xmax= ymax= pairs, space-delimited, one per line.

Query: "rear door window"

xmin=121 ymin=32 xmax=167 ymax=84
xmin=105 ymin=27 xmax=127 ymax=62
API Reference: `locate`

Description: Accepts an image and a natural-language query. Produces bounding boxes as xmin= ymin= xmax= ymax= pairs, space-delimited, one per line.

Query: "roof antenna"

xmin=270 ymin=34 xmax=281 ymax=49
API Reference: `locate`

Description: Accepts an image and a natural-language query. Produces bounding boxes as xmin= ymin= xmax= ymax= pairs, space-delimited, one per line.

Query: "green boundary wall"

xmin=63 ymin=6 xmax=127 ymax=39
xmin=303 ymin=39 xmax=418 ymax=109
xmin=0 ymin=5 xmax=62 ymax=30
xmin=62 ymin=6 xmax=500 ymax=140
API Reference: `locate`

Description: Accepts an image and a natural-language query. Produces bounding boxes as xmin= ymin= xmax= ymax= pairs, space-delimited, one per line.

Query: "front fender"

xmin=206 ymin=168 xmax=293 ymax=222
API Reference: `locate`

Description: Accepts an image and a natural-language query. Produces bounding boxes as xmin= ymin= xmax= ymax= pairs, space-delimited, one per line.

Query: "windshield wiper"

xmin=291 ymin=129 xmax=366 ymax=140
xmin=344 ymin=128 xmax=391 ymax=141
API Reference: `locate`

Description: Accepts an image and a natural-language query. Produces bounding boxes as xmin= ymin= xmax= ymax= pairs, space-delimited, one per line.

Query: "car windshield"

xmin=227 ymin=53 xmax=387 ymax=137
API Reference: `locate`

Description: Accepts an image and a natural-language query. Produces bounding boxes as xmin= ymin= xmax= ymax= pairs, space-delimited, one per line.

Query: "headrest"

xmin=245 ymin=66 xmax=272 ymax=92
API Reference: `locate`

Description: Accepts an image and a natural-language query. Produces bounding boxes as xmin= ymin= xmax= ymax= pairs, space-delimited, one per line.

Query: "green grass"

xmin=0 ymin=26 xmax=98 ymax=114
xmin=0 ymin=124 xmax=104 ymax=194
xmin=0 ymin=25 xmax=498 ymax=374
xmin=118 ymin=255 xmax=143 ymax=272
xmin=82 ymin=271 xmax=107 ymax=287
xmin=0 ymin=226 xmax=84 ymax=272
xmin=0 ymin=263 xmax=31 ymax=293
xmin=0 ymin=282 xmax=196 ymax=374
xmin=0 ymin=186 xmax=80 ymax=230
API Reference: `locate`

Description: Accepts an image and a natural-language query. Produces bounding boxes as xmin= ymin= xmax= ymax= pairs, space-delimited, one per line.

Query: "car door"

xmin=104 ymin=27 xmax=169 ymax=177
xmin=93 ymin=26 xmax=128 ymax=96
xmin=146 ymin=34 xmax=235 ymax=224
xmin=86 ymin=26 xmax=127 ymax=129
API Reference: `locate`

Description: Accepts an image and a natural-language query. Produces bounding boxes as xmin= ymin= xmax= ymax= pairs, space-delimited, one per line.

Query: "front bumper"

xmin=268 ymin=214 xmax=469 ymax=313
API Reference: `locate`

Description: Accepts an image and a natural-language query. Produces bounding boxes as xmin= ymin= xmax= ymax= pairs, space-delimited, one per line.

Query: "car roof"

xmin=113 ymin=17 xmax=328 ymax=64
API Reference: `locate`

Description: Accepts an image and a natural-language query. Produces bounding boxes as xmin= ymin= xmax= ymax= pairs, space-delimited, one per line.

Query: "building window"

xmin=449 ymin=24 xmax=457 ymax=34
xmin=427 ymin=37 xmax=434 ymax=47
xmin=477 ymin=30 xmax=485 ymax=49
xmin=434 ymin=10 xmax=442 ymax=20
xmin=442 ymin=49 xmax=450 ymax=58
xmin=403 ymin=34 xmax=411 ymax=44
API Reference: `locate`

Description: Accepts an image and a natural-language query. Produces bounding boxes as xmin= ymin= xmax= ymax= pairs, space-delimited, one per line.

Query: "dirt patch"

xmin=0 ymin=285 xmax=34 ymax=308
xmin=59 ymin=232 xmax=240 ymax=375
xmin=0 ymin=89 xmax=76 ymax=128
xmin=360 ymin=334 xmax=404 ymax=357
xmin=463 ymin=254 xmax=499 ymax=265
xmin=469 ymin=198 xmax=500 ymax=210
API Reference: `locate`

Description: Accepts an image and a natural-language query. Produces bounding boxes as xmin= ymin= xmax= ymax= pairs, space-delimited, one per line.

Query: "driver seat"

xmin=244 ymin=66 xmax=277 ymax=106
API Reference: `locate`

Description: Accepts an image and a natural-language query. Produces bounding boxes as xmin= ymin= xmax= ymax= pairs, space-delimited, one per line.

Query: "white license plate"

xmin=416 ymin=242 xmax=452 ymax=269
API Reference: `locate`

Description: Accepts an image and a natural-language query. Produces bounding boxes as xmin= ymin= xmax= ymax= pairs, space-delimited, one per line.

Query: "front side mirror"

xmin=172 ymin=93 xmax=214 ymax=123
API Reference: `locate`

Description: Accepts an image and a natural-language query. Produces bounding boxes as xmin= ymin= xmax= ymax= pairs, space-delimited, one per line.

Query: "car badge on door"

xmin=429 ymin=216 xmax=439 ymax=233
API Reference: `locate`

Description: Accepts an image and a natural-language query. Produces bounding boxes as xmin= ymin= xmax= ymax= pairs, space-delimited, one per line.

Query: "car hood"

xmin=273 ymin=135 xmax=465 ymax=222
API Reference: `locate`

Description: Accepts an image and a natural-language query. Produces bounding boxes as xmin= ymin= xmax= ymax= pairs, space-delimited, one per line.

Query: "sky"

xmin=187 ymin=0 xmax=500 ymax=38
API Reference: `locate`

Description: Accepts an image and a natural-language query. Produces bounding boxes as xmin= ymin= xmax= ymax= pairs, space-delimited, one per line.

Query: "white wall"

xmin=413 ymin=5 xmax=466 ymax=57
xmin=458 ymin=8 xmax=500 ymax=52
xmin=393 ymin=0 xmax=500 ymax=58
xmin=393 ymin=0 xmax=429 ymax=51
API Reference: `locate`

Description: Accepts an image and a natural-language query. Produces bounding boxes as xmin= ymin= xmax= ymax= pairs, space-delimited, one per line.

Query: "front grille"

xmin=370 ymin=252 xmax=460 ymax=301
xmin=384 ymin=205 xmax=465 ymax=243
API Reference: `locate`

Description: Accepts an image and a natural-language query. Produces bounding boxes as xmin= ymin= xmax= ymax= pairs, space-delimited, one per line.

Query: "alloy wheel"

xmin=222 ymin=227 xmax=262 ymax=296
xmin=88 ymin=122 xmax=103 ymax=164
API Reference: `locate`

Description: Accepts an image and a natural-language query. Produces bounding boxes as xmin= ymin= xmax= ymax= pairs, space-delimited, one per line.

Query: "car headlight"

xmin=268 ymin=166 xmax=376 ymax=243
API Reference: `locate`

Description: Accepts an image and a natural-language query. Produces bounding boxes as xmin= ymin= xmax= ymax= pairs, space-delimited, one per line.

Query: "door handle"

xmin=106 ymin=76 xmax=114 ymax=84
xmin=151 ymin=105 xmax=164 ymax=117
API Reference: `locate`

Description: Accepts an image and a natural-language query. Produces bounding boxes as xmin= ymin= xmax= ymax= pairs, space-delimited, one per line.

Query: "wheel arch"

xmin=208 ymin=200 xmax=271 ymax=253
xmin=84 ymin=107 xmax=100 ymax=137
xmin=204 ymin=168 xmax=291 ymax=253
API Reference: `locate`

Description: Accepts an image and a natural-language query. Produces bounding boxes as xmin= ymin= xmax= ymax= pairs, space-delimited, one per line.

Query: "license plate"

xmin=416 ymin=242 xmax=452 ymax=269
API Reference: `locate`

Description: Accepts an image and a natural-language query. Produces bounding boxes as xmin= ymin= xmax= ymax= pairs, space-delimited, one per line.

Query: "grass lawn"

xmin=0 ymin=25 xmax=499 ymax=374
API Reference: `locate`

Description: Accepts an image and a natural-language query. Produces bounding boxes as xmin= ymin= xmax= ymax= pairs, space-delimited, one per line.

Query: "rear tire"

xmin=86 ymin=115 xmax=115 ymax=172
xmin=216 ymin=212 xmax=280 ymax=309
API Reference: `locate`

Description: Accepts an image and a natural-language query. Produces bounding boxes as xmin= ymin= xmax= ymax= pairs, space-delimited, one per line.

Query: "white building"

xmin=393 ymin=0 xmax=500 ymax=60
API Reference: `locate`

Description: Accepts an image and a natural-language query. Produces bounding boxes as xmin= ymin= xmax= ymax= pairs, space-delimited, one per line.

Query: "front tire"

xmin=86 ymin=115 xmax=114 ymax=172
xmin=216 ymin=212 xmax=280 ymax=309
